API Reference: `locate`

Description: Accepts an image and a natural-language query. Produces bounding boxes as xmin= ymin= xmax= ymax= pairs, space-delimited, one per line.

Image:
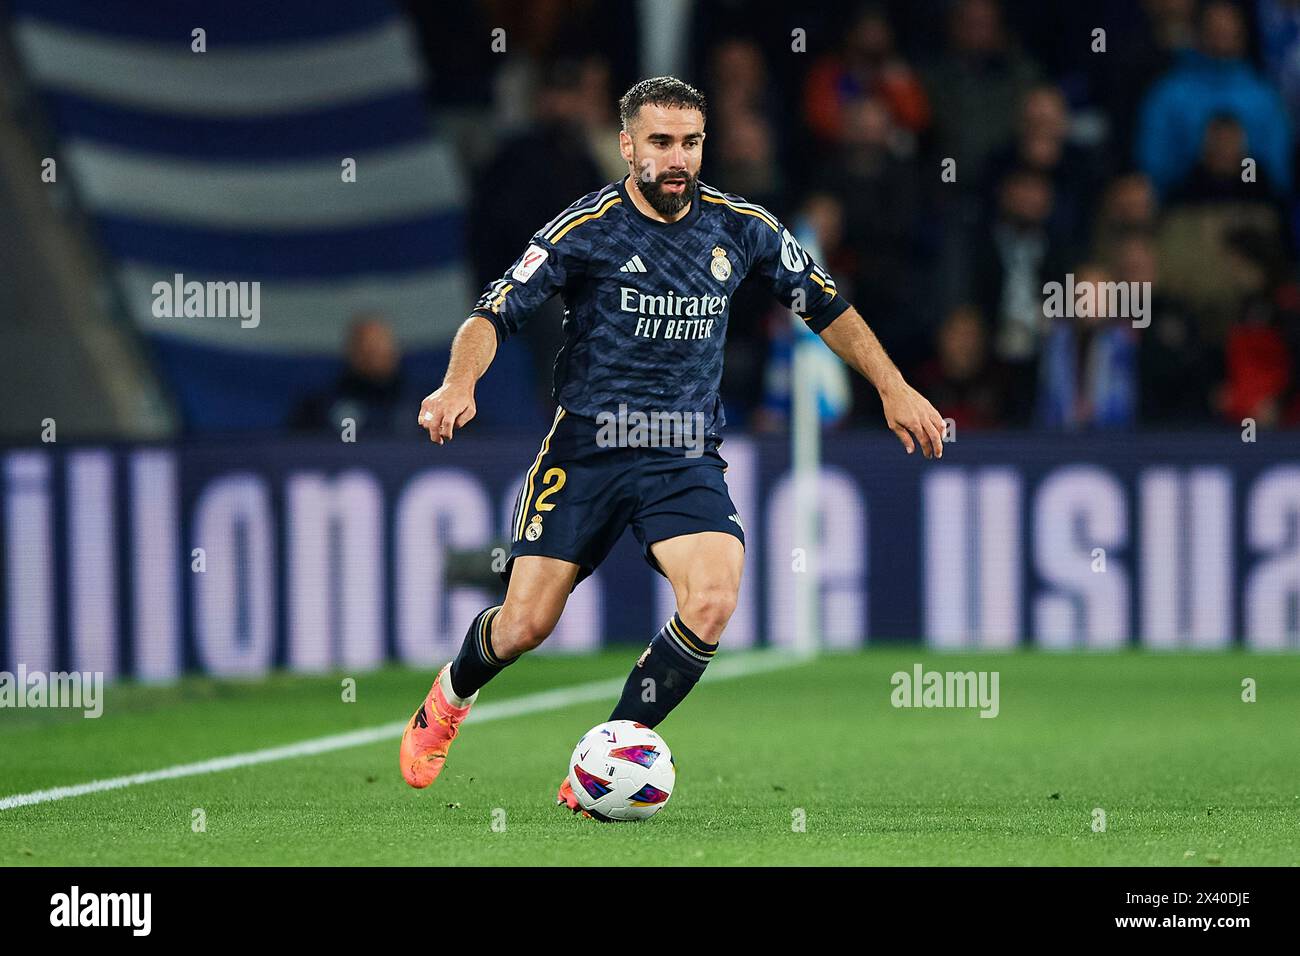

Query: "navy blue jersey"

xmin=470 ymin=178 xmax=850 ymax=433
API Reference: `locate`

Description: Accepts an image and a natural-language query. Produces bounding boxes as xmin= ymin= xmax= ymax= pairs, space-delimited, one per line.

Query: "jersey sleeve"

xmin=750 ymin=216 xmax=850 ymax=333
xmin=469 ymin=233 xmax=574 ymax=344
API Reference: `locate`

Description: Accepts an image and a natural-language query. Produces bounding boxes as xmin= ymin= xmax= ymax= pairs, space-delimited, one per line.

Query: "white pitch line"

xmin=0 ymin=648 xmax=810 ymax=812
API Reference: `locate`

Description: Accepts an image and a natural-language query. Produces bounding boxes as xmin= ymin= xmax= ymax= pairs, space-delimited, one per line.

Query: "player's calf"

xmin=607 ymin=609 xmax=727 ymax=728
xmin=606 ymin=532 xmax=742 ymax=727
xmin=445 ymin=604 xmax=518 ymax=701
xmin=490 ymin=604 xmax=558 ymax=659
xmin=446 ymin=553 xmax=576 ymax=697
xmin=442 ymin=602 xmax=556 ymax=702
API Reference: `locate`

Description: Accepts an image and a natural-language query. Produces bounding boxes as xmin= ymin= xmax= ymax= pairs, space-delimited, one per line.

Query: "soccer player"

xmin=401 ymin=76 xmax=945 ymax=810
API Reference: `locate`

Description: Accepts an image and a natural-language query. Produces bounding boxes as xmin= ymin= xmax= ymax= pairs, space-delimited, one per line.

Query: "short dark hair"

xmin=618 ymin=76 xmax=707 ymax=131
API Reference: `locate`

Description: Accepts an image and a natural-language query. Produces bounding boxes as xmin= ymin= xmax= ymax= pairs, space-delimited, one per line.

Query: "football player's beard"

xmin=635 ymin=169 xmax=697 ymax=216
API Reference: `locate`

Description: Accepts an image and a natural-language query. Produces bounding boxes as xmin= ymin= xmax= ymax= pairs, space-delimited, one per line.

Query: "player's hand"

xmin=880 ymin=379 xmax=946 ymax=459
xmin=417 ymin=383 xmax=476 ymax=444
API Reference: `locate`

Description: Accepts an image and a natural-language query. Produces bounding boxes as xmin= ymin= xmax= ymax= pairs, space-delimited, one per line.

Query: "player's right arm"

xmin=417 ymin=315 xmax=497 ymax=444
xmin=419 ymin=231 xmax=574 ymax=444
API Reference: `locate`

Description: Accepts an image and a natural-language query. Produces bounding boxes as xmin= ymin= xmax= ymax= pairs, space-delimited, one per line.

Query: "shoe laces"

xmin=428 ymin=693 xmax=464 ymax=739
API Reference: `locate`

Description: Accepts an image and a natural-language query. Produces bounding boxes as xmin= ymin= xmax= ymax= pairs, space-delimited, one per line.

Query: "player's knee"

xmin=681 ymin=586 xmax=737 ymax=639
xmin=492 ymin=607 xmax=555 ymax=657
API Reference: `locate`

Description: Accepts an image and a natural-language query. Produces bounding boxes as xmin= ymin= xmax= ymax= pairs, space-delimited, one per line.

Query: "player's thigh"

xmin=495 ymin=555 xmax=580 ymax=653
xmin=509 ymin=411 xmax=635 ymax=587
xmin=649 ymin=531 xmax=745 ymax=628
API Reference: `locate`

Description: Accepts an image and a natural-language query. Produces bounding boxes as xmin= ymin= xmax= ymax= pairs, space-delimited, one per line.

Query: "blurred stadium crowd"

xmin=8 ymin=0 xmax=1300 ymax=436
xmin=407 ymin=0 xmax=1300 ymax=434
xmin=423 ymin=0 xmax=1300 ymax=434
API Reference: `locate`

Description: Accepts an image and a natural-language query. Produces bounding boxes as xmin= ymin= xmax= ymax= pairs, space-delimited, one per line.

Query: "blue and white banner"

xmin=11 ymin=0 xmax=471 ymax=431
xmin=2 ymin=431 xmax=1298 ymax=685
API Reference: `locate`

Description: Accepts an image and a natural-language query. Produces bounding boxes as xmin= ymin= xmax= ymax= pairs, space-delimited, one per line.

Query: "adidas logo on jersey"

xmin=619 ymin=255 xmax=648 ymax=273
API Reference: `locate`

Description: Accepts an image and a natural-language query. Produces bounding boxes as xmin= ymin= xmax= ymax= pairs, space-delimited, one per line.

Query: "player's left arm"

xmin=817 ymin=307 xmax=946 ymax=459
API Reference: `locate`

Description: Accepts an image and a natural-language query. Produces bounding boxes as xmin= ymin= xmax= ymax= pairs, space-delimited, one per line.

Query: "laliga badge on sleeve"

xmin=513 ymin=244 xmax=549 ymax=283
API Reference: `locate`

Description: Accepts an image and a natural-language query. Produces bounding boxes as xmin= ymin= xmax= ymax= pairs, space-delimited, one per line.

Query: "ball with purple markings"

xmin=567 ymin=720 xmax=675 ymax=821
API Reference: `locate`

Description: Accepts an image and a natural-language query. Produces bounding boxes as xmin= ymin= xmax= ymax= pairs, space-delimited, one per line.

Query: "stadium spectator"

xmin=711 ymin=110 xmax=783 ymax=211
xmin=1215 ymin=227 xmax=1300 ymax=426
xmin=469 ymin=59 xmax=607 ymax=276
xmin=290 ymin=315 xmax=414 ymax=436
xmin=1167 ymin=113 xmax=1286 ymax=204
xmin=983 ymin=84 xmax=1102 ymax=243
xmin=572 ymin=56 xmax=630 ymax=184
xmin=1091 ymin=172 xmax=1159 ymax=256
xmin=1036 ymin=264 xmax=1138 ymax=430
xmin=922 ymin=0 xmax=1041 ymax=182
xmin=1090 ymin=0 xmax=1199 ymax=168
xmin=969 ymin=167 xmax=1071 ymax=423
xmin=707 ymin=39 xmax=785 ymax=211
xmin=802 ymin=3 xmax=930 ymax=147
xmin=1159 ymin=115 xmax=1292 ymax=340
xmin=467 ymin=59 xmax=605 ymax=412
xmin=913 ymin=305 xmax=1009 ymax=430
xmin=1114 ymin=233 xmax=1222 ymax=423
xmin=813 ymin=95 xmax=928 ymax=362
xmin=1136 ymin=0 xmax=1293 ymax=197
xmin=709 ymin=36 xmax=777 ymax=122
xmin=795 ymin=190 xmax=857 ymax=300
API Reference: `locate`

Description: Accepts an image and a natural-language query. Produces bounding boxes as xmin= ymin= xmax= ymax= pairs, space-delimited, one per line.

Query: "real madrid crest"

xmin=525 ymin=514 xmax=543 ymax=541
xmin=710 ymin=246 xmax=732 ymax=282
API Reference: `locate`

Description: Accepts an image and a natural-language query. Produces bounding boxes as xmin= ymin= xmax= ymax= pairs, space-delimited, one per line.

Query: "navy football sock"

xmin=609 ymin=613 xmax=717 ymax=727
xmin=448 ymin=605 xmax=514 ymax=699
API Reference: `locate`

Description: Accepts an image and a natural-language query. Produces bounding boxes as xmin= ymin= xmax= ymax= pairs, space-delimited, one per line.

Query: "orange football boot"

xmin=556 ymin=776 xmax=591 ymax=817
xmin=399 ymin=664 xmax=476 ymax=788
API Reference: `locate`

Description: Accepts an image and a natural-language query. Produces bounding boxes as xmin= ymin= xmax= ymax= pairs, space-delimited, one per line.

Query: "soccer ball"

xmin=567 ymin=720 xmax=675 ymax=821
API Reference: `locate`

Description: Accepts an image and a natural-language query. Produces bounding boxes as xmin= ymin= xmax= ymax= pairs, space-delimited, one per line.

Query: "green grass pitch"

xmin=1 ymin=650 xmax=1297 ymax=866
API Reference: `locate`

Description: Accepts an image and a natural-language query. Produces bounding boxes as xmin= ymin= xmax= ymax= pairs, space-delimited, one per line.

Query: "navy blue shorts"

xmin=502 ymin=407 xmax=745 ymax=589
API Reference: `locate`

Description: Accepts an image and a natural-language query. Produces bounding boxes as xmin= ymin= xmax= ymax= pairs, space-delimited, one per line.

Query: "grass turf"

xmin=1 ymin=650 xmax=1297 ymax=866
